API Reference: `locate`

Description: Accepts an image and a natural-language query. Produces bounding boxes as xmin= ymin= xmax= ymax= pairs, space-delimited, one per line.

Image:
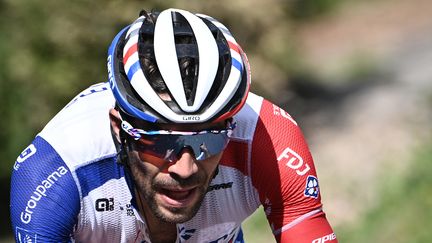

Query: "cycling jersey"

xmin=10 ymin=82 xmax=337 ymax=243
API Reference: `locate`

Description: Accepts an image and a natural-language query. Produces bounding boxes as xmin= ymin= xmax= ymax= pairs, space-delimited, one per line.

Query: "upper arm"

xmin=10 ymin=136 xmax=80 ymax=242
xmin=250 ymin=100 xmax=337 ymax=243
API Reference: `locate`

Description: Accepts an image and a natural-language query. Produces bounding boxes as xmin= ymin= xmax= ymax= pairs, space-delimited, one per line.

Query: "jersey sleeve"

xmin=10 ymin=136 xmax=80 ymax=242
xmin=250 ymin=99 xmax=337 ymax=243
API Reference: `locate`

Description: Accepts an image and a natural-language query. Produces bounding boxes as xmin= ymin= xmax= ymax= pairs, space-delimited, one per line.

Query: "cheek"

xmin=137 ymin=152 xmax=169 ymax=170
xmin=128 ymin=151 xmax=161 ymax=178
xmin=128 ymin=158 xmax=157 ymax=192
xmin=201 ymin=153 xmax=223 ymax=176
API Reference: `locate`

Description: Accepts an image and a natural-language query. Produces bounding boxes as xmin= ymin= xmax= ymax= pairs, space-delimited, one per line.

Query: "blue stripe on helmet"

xmin=126 ymin=61 xmax=141 ymax=82
xmin=232 ymin=58 xmax=243 ymax=72
xmin=107 ymin=26 xmax=158 ymax=123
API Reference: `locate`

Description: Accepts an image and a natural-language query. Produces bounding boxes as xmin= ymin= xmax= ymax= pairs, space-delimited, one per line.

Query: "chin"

xmin=155 ymin=192 xmax=206 ymax=223
xmin=155 ymin=205 xmax=200 ymax=223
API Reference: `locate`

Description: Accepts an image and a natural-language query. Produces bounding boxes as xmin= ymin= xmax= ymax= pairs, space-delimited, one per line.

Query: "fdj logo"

xmin=277 ymin=147 xmax=310 ymax=176
xmin=95 ymin=198 xmax=114 ymax=212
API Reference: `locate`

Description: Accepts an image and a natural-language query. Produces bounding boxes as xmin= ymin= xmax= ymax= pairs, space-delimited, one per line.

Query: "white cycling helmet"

xmin=107 ymin=8 xmax=251 ymax=124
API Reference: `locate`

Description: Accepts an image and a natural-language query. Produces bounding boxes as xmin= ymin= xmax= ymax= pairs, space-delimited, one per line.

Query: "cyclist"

xmin=10 ymin=8 xmax=338 ymax=242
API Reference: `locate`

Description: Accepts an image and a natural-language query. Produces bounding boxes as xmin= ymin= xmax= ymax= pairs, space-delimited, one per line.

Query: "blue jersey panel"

xmin=10 ymin=136 xmax=80 ymax=242
xmin=75 ymin=156 xmax=123 ymax=197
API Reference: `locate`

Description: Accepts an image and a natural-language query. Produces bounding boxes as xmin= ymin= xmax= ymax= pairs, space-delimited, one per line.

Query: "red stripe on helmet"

xmin=123 ymin=43 xmax=138 ymax=65
xmin=228 ymin=41 xmax=240 ymax=54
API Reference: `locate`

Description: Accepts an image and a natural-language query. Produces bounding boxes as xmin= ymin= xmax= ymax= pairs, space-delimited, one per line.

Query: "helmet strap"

xmin=111 ymin=122 xmax=131 ymax=167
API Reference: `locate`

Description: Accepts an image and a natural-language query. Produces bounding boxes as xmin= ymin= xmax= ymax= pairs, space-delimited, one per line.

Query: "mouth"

xmin=158 ymin=187 xmax=199 ymax=208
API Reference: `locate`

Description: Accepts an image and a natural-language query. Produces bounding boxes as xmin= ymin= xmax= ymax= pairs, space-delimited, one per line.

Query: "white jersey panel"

xmin=38 ymin=83 xmax=117 ymax=171
xmin=232 ymin=92 xmax=263 ymax=141
xmin=74 ymin=177 xmax=140 ymax=243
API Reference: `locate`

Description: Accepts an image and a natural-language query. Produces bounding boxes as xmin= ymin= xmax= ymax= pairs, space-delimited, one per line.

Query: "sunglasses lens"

xmin=134 ymin=132 xmax=230 ymax=161
xmin=120 ymin=118 xmax=236 ymax=161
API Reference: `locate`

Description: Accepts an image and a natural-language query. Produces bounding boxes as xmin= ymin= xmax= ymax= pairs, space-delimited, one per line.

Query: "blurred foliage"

xmin=337 ymin=142 xmax=432 ymax=242
xmin=0 ymin=0 xmax=346 ymax=177
xmin=3 ymin=0 xmax=393 ymax=240
xmin=288 ymin=0 xmax=344 ymax=20
xmin=241 ymin=139 xmax=432 ymax=243
xmin=242 ymin=206 xmax=275 ymax=242
xmin=2 ymin=0 xmax=431 ymax=241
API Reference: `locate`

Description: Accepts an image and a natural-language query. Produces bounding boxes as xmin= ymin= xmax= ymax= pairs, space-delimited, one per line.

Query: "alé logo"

xmin=14 ymin=144 xmax=37 ymax=171
xmin=95 ymin=198 xmax=114 ymax=212
xmin=277 ymin=147 xmax=310 ymax=176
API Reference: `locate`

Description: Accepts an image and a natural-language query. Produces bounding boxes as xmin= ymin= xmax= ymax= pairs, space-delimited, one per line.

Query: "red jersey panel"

xmin=250 ymin=99 xmax=337 ymax=242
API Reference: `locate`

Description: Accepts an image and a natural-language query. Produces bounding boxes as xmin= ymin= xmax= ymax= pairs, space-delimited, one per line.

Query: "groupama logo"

xmin=20 ymin=166 xmax=68 ymax=224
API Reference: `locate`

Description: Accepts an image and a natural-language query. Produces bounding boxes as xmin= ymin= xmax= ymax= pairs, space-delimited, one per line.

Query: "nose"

xmin=167 ymin=148 xmax=198 ymax=179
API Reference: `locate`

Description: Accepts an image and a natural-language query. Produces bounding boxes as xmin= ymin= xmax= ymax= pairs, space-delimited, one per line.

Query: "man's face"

xmin=109 ymin=108 xmax=228 ymax=223
xmin=127 ymin=147 xmax=221 ymax=223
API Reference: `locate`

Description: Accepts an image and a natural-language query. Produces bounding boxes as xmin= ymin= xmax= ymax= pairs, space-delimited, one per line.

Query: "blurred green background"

xmin=2 ymin=0 xmax=432 ymax=242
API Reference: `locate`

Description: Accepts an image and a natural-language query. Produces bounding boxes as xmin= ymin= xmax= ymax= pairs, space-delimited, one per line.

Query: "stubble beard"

xmin=135 ymin=170 xmax=211 ymax=224
xmin=141 ymin=183 xmax=208 ymax=223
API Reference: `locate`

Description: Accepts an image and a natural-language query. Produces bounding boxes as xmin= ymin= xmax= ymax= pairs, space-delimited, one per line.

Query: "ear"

xmin=109 ymin=108 xmax=122 ymax=143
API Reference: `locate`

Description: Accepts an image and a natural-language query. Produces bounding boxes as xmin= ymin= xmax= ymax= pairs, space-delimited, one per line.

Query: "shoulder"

xmin=241 ymin=96 xmax=324 ymax=231
xmin=222 ymin=92 xmax=306 ymax=181
xmin=10 ymin=135 xmax=81 ymax=241
xmin=246 ymin=94 xmax=314 ymax=184
xmin=10 ymin=83 xmax=121 ymax=241
xmin=231 ymin=92 xmax=263 ymax=141
xmin=39 ymin=82 xmax=117 ymax=169
xmin=233 ymin=92 xmax=297 ymax=141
